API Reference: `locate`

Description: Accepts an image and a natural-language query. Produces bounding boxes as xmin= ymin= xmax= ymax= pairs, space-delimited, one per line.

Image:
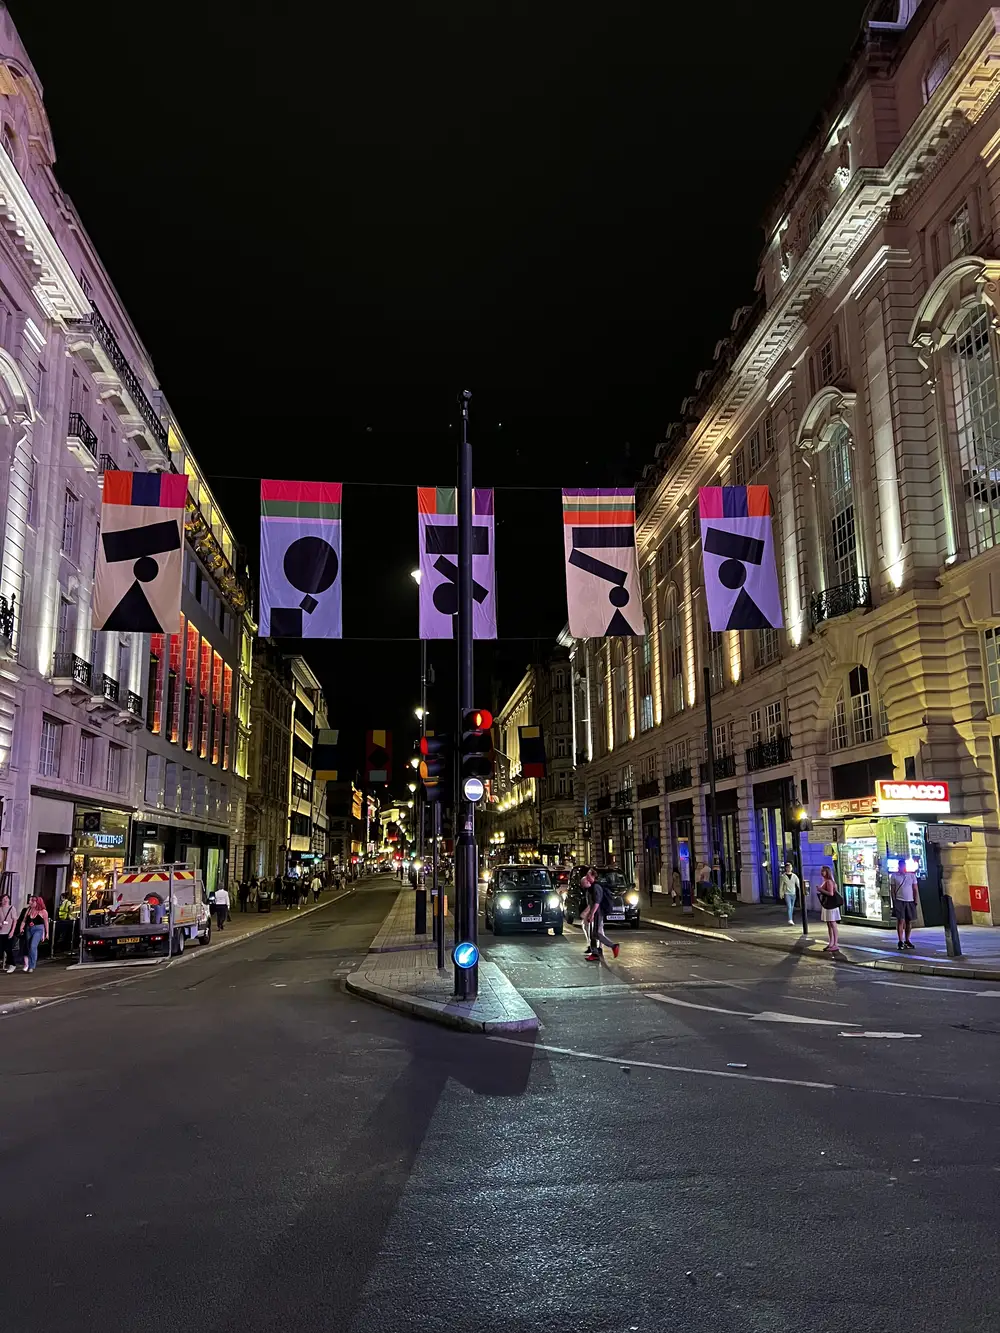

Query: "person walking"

xmin=817 ymin=865 xmax=842 ymax=952
xmin=779 ymin=860 xmax=801 ymax=925
xmin=238 ymin=880 xmax=250 ymax=913
xmin=297 ymin=877 xmax=309 ymax=910
xmin=310 ymin=870 xmax=322 ymax=904
xmin=0 ymin=893 xmax=16 ymax=973
xmin=891 ymin=862 xmax=920 ymax=951
xmin=580 ymin=867 xmax=620 ymax=962
xmin=213 ymin=883 xmax=230 ymax=931
xmin=695 ymin=858 xmax=712 ymax=902
xmin=19 ymin=895 xmax=48 ymax=972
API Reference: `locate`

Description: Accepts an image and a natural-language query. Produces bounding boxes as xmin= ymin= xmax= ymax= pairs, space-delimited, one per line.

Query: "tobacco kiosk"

xmin=812 ymin=781 xmax=958 ymax=929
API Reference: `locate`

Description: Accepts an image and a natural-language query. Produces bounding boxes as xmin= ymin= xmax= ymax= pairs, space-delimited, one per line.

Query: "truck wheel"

xmin=173 ymin=929 xmax=185 ymax=956
xmin=199 ymin=921 xmax=212 ymax=946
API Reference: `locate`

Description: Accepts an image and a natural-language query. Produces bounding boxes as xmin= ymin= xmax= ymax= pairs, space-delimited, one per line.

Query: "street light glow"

xmin=414 ymin=706 xmax=425 ymax=719
xmin=410 ymin=568 xmax=422 ymax=584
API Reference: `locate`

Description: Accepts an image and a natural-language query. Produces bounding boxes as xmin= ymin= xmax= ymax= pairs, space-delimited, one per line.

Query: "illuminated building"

xmin=575 ymin=0 xmax=1000 ymax=922
xmin=0 ymin=12 xmax=251 ymax=910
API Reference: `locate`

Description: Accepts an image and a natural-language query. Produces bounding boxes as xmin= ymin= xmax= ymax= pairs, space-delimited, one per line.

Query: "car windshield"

xmin=598 ymin=872 xmax=627 ymax=889
xmin=497 ymin=868 xmax=552 ymax=889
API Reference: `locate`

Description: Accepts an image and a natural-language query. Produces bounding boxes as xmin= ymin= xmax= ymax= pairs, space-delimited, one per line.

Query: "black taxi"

xmin=484 ymin=864 xmax=564 ymax=936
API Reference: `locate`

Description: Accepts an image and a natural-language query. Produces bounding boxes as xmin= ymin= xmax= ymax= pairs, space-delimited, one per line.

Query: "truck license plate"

xmin=119 ymin=937 xmax=141 ymax=945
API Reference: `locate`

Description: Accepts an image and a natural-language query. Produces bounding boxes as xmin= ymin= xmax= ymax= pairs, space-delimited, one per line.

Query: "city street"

xmin=3 ymin=878 xmax=999 ymax=1333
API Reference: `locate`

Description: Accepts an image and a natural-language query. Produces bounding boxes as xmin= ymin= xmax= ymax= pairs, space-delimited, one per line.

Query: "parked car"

xmin=563 ymin=867 xmax=641 ymax=927
xmin=484 ymin=865 xmax=564 ymax=935
xmin=550 ymin=866 xmax=573 ymax=904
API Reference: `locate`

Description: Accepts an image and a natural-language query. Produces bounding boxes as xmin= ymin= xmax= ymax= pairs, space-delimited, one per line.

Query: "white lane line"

xmin=853 ymin=975 xmax=1000 ymax=998
xmin=649 ymin=992 xmax=857 ymax=1027
xmin=486 ymin=1036 xmax=836 ymax=1090
xmin=840 ymin=1031 xmax=922 ymax=1039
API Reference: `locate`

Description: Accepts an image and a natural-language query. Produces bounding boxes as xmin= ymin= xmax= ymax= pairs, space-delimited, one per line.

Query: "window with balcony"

xmin=824 ymin=423 xmax=858 ymax=586
xmin=39 ymin=716 xmax=63 ymax=778
xmin=947 ymin=305 xmax=1000 ymax=557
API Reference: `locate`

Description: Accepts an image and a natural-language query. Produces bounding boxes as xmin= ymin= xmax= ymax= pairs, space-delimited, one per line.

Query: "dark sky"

xmin=16 ymin=0 xmax=868 ymax=783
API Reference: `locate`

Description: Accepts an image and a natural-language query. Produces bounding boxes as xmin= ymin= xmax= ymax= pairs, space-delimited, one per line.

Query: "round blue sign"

xmin=453 ymin=941 xmax=480 ymax=970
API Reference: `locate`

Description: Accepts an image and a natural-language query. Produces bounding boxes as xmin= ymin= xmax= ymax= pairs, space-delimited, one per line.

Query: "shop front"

xmin=753 ymin=778 xmax=793 ymax=902
xmin=817 ymin=781 xmax=952 ymax=928
xmin=708 ymin=788 xmax=741 ymax=896
xmin=65 ymin=804 xmax=132 ymax=953
xmin=128 ymin=821 xmax=229 ymax=896
xmin=639 ymin=802 xmax=661 ymax=896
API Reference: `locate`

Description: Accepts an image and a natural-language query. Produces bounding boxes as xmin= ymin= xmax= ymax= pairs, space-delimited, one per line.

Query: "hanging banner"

xmin=260 ymin=480 xmax=341 ymax=638
xmin=417 ymin=487 xmax=496 ymax=639
xmin=313 ymin=728 xmax=340 ymax=783
xmin=518 ymin=725 xmax=547 ymax=779
xmin=365 ymin=729 xmax=392 ymax=784
xmin=699 ymin=485 xmax=783 ymax=631
xmin=94 ymin=471 xmax=188 ymax=632
xmin=562 ymin=488 xmax=644 ymax=637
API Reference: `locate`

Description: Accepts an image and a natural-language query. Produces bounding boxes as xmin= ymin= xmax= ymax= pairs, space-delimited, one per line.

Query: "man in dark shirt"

xmin=580 ymin=867 xmax=620 ymax=962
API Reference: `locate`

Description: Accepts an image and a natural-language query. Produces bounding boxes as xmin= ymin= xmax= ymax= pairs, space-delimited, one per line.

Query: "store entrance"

xmin=640 ymin=806 xmax=661 ymax=896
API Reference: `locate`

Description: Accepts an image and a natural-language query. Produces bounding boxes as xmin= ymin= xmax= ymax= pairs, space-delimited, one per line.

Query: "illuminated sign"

xmin=875 ymin=780 xmax=950 ymax=814
xmin=818 ymin=796 xmax=876 ymax=819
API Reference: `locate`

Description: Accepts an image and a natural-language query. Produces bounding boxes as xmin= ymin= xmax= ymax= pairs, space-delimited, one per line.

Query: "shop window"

xmin=947 ymin=305 xmax=1000 ymax=557
xmin=39 ymin=715 xmax=63 ymax=777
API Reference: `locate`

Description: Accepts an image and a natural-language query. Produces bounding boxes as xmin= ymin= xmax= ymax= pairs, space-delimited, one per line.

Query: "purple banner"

xmin=699 ymin=486 xmax=783 ymax=631
xmin=259 ymin=480 xmax=342 ymax=638
xmin=417 ymin=487 xmax=496 ymax=639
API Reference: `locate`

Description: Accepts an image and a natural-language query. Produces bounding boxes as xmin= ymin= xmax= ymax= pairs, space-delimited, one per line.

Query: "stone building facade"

xmin=574 ymin=0 xmax=1000 ymax=924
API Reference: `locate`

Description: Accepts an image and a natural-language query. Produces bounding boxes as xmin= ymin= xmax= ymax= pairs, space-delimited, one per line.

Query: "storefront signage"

xmin=818 ymin=797 xmax=876 ymax=819
xmin=875 ymin=780 xmax=950 ymax=814
xmin=90 ymin=831 xmax=125 ymax=849
xmin=925 ymin=823 xmax=972 ymax=844
xmin=808 ymin=824 xmax=838 ymax=844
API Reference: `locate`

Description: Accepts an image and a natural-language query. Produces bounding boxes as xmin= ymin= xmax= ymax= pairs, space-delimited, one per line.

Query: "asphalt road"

xmin=4 ymin=879 xmax=1000 ymax=1333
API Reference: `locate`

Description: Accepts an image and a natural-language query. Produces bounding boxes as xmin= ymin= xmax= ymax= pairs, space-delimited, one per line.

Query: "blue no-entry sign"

xmin=453 ymin=941 xmax=479 ymax=970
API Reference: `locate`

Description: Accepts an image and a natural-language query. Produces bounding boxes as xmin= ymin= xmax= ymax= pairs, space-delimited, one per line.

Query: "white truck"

xmin=81 ymin=863 xmax=213 ymax=961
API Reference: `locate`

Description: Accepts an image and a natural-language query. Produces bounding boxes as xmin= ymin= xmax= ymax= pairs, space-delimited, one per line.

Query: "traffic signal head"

xmin=461 ymin=707 xmax=494 ymax=782
xmin=419 ymin=732 xmax=450 ymax=801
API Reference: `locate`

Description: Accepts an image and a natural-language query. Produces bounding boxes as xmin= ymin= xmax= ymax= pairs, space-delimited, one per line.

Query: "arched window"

xmin=830 ymin=665 xmax=889 ymax=751
xmin=822 ymin=423 xmax=859 ymax=587
xmin=945 ymin=305 xmax=1000 ymax=556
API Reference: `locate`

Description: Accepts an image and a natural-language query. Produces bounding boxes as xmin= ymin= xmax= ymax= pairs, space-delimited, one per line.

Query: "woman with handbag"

xmin=0 ymin=893 xmax=16 ymax=973
xmin=20 ymin=895 xmax=48 ymax=973
xmin=818 ymin=865 xmax=842 ymax=952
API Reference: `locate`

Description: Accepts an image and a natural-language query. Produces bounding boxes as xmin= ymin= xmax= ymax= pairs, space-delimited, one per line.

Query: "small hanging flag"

xmin=365 ymin=730 xmax=392 ymax=784
xmin=518 ymin=724 xmax=547 ymax=779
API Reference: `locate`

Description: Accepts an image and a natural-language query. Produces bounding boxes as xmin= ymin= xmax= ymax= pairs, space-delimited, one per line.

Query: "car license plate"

xmin=119 ymin=937 xmax=141 ymax=945
xmin=607 ymin=912 xmax=624 ymax=921
xmin=521 ymin=914 xmax=542 ymax=923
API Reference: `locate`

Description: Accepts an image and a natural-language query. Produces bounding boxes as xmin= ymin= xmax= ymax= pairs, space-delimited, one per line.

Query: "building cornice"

xmin=0 ymin=145 xmax=89 ymax=323
xmin=637 ymin=9 xmax=1000 ymax=547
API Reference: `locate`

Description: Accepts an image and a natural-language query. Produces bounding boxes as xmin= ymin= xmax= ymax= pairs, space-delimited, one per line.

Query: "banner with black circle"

xmin=259 ymin=480 xmax=342 ymax=638
xmin=417 ymin=486 xmax=496 ymax=639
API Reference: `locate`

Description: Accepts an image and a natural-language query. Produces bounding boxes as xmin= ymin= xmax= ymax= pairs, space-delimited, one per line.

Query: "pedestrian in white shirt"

xmin=778 ymin=861 xmax=800 ymax=925
xmin=892 ymin=865 xmax=919 ymax=951
xmin=213 ymin=885 xmax=230 ymax=931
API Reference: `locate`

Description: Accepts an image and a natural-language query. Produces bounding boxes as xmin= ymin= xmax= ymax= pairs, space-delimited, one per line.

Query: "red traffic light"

xmin=464 ymin=708 xmax=493 ymax=731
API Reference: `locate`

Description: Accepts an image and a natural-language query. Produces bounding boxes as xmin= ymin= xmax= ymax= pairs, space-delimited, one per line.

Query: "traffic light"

xmin=419 ymin=732 xmax=450 ymax=802
xmin=461 ymin=708 xmax=494 ymax=782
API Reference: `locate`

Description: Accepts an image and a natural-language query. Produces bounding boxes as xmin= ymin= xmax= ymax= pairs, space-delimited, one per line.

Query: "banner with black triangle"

xmin=698 ymin=486 xmax=783 ymax=631
xmin=561 ymin=488 xmax=645 ymax=637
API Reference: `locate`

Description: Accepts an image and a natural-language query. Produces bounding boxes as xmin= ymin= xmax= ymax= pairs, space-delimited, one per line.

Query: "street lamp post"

xmin=411 ymin=572 xmax=429 ymax=935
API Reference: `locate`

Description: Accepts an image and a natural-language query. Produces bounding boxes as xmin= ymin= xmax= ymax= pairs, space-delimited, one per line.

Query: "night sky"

xmin=17 ymin=0 xmax=867 ymax=781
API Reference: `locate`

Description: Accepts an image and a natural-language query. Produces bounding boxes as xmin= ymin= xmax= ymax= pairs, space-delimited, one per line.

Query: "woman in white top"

xmin=817 ymin=865 xmax=841 ymax=952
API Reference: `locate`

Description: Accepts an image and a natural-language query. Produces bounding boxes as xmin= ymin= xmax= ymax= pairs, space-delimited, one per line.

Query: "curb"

xmin=643 ymin=915 xmax=1000 ymax=982
xmin=345 ymin=964 xmax=539 ymax=1034
xmin=0 ymin=997 xmax=41 ymax=1017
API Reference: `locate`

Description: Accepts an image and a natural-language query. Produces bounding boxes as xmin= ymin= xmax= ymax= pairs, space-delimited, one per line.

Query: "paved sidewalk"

xmin=346 ymin=889 xmax=538 ymax=1032
xmin=0 ymin=885 xmax=358 ymax=1015
xmin=644 ymin=895 xmax=1000 ymax=979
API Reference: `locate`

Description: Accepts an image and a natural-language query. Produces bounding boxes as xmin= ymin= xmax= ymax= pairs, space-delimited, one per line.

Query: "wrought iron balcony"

xmin=100 ymin=674 xmax=120 ymax=703
xmin=745 ymin=734 xmax=792 ymax=772
xmin=125 ymin=689 xmax=143 ymax=718
xmin=700 ymin=753 xmax=737 ymax=783
xmin=637 ymin=777 xmax=660 ymax=800
xmin=67 ymin=411 xmax=98 ymax=457
xmin=98 ymin=453 xmax=116 ymax=473
xmin=664 ymin=766 xmax=692 ymax=792
xmin=0 ymin=592 xmax=14 ymax=642
xmin=810 ymin=577 xmax=872 ymax=627
xmin=614 ymin=787 xmax=633 ymax=808
xmin=69 ymin=303 xmax=168 ymax=450
xmin=53 ymin=652 xmax=92 ymax=688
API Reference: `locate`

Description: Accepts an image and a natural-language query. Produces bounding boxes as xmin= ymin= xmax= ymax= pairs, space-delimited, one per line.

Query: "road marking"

xmin=853 ymin=976 xmax=1000 ymax=998
xmin=840 ymin=1031 xmax=922 ymax=1039
xmin=649 ymin=992 xmax=856 ymax=1027
xmin=486 ymin=1036 xmax=836 ymax=1090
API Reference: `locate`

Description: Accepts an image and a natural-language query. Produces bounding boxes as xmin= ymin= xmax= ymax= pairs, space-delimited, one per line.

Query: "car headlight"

xmin=626 ymin=891 xmax=640 ymax=906
xmin=498 ymin=895 xmax=513 ymax=910
xmin=546 ymin=894 xmax=561 ymax=910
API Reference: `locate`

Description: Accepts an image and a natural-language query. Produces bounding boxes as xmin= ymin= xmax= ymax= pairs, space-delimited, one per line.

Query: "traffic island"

xmin=346 ymin=889 xmax=539 ymax=1032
